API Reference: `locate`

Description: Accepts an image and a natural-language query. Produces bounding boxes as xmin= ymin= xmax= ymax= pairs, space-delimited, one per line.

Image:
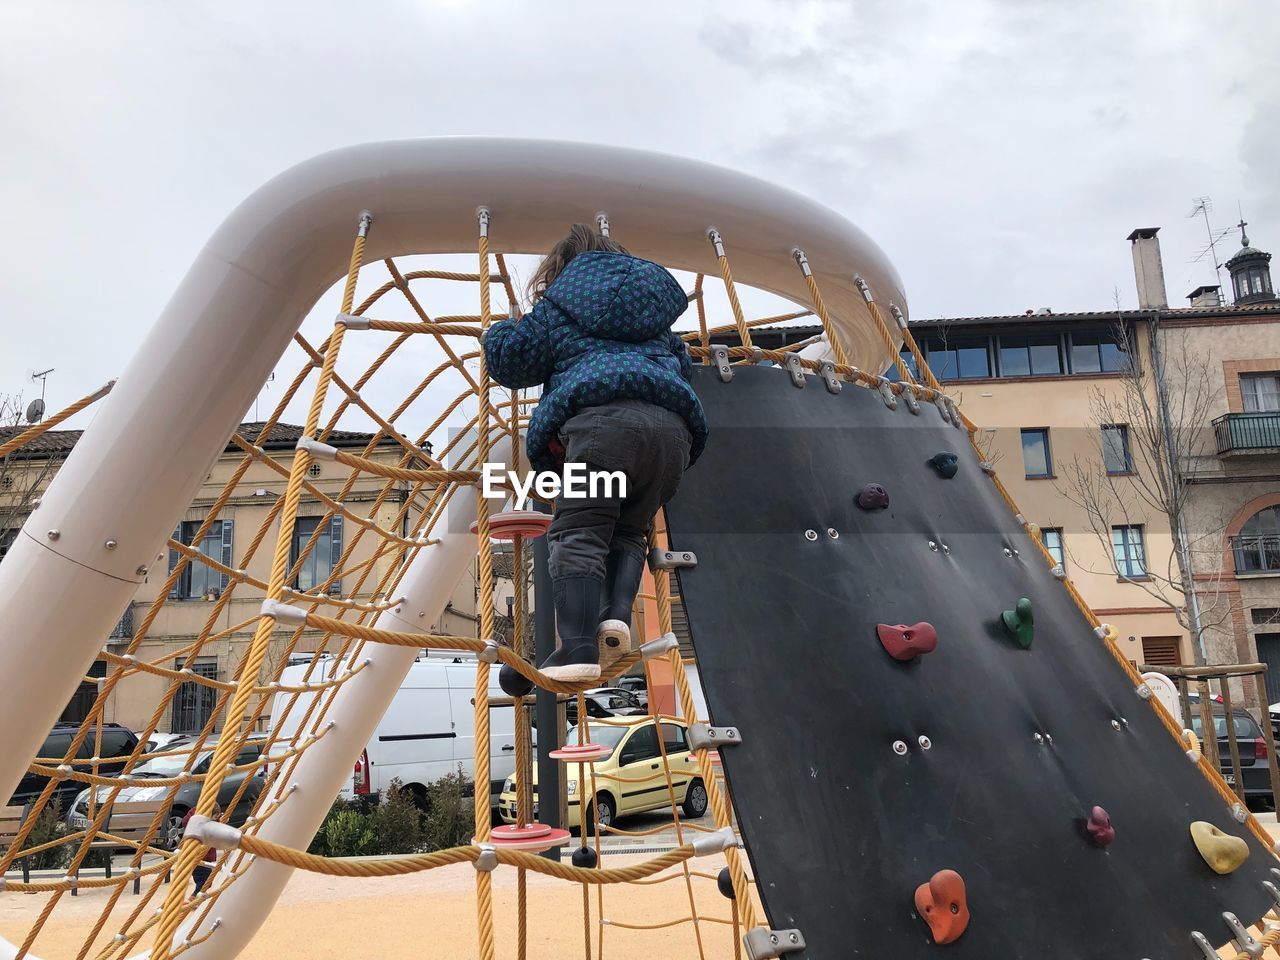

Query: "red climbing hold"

xmin=550 ymin=743 xmax=613 ymax=762
xmin=477 ymin=823 xmax=572 ymax=852
xmin=1086 ymin=806 xmax=1115 ymax=848
xmin=856 ymin=483 xmax=890 ymax=510
xmin=877 ymin=622 xmax=938 ymax=662
xmin=469 ymin=510 xmax=552 ymax=541
xmin=915 ymin=869 xmax=969 ymax=944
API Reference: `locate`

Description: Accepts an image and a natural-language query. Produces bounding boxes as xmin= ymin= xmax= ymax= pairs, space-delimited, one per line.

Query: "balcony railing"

xmin=1232 ymin=535 xmax=1280 ymax=575
xmin=108 ymin=605 xmax=134 ymax=641
xmin=1214 ymin=411 xmax=1280 ymax=455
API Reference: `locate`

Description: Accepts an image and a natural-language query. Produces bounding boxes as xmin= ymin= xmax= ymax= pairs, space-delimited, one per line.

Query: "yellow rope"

xmin=792 ymin=251 xmax=850 ymax=368
xmin=708 ymin=230 xmax=754 ymax=351
xmin=0 ymin=380 xmax=114 ymax=458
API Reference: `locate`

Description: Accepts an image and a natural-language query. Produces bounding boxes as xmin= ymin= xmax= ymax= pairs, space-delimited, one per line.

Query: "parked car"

xmin=498 ymin=717 xmax=708 ymax=830
xmin=270 ymin=653 xmax=517 ymax=810
xmin=66 ymin=734 xmax=267 ymax=848
xmin=1190 ymin=707 xmax=1275 ymax=810
xmin=564 ymin=688 xmax=646 ymax=726
xmin=143 ymin=732 xmax=190 ymax=754
xmin=612 ymin=676 xmax=649 ymax=708
xmin=9 ymin=723 xmax=139 ymax=811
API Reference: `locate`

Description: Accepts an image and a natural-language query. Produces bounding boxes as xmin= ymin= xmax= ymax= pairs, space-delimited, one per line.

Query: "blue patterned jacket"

xmin=483 ymin=252 xmax=708 ymax=474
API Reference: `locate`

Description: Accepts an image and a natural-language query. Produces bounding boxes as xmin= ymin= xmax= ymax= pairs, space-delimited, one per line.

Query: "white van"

xmin=270 ymin=653 xmax=517 ymax=809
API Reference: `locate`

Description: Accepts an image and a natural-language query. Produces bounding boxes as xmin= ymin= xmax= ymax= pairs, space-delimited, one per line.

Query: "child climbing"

xmin=483 ymin=225 xmax=707 ymax=684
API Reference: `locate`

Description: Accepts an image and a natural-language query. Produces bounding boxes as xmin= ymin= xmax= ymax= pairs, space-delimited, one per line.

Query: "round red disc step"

xmin=550 ymin=743 xmax=613 ymax=762
xmin=469 ymin=510 xmax=552 ymax=541
xmin=476 ymin=823 xmax=572 ymax=852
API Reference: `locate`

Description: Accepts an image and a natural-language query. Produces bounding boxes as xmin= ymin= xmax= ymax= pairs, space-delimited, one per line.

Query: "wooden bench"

xmin=0 ymin=804 xmax=32 ymax=885
xmin=71 ymin=799 xmax=170 ymax=896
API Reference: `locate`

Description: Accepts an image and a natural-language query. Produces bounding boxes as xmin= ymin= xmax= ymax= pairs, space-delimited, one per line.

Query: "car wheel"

xmin=682 ymin=778 xmax=708 ymax=819
xmin=164 ymin=809 xmax=188 ymax=851
xmin=583 ymin=794 xmax=616 ymax=833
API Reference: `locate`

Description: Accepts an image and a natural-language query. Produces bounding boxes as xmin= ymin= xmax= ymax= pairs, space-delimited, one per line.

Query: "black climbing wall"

xmin=664 ymin=364 xmax=1274 ymax=960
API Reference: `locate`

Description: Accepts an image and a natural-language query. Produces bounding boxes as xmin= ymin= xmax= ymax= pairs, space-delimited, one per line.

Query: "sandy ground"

xmin=2 ymin=850 xmax=759 ymax=960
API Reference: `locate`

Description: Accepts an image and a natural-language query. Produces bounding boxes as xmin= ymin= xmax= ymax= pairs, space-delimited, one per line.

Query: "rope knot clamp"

xmin=336 ymin=313 xmax=370 ymax=330
xmin=1232 ymin=802 xmax=1249 ymax=823
xmin=1094 ymin=624 xmax=1111 ymax=640
xmin=743 ymin=926 xmax=806 ymax=960
xmin=707 ymin=228 xmax=725 ymax=258
xmin=817 ymin=360 xmax=841 ymax=394
xmin=474 ymin=842 xmax=498 ymax=873
xmin=261 ymin=599 xmax=308 ymax=626
xmin=946 ymin=397 xmax=964 ymax=429
xmin=876 ymin=377 xmax=898 ymax=410
xmin=357 ymin=210 xmax=373 ymax=238
xmin=1190 ymin=931 xmax=1220 ymax=960
xmin=296 ymin=436 xmax=338 ymax=461
xmin=476 ymin=206 xmax=491 ymax=238
xmin=935 ymin=397 xmax=953 ymax=424
xmin=852 ymin=275 xmax=874 ymax=304
xmin=183 ymin=814 xmax=243 ymax=851
xmin=640 ymin=633 xmax=679 ymax=660
xmin=1134 ymin=683 xmax=1153 ymax=701
xmin=690 ymin=825 xmax=737 ymax=856
xmin=1050 ymin=563 xmax=1067 ymax=580
xmin=1223 ymin=913 xmax=1264 ymax=958
xmin=901 ymin=386 xmax=921 ymax=414
xmin=749 ymin=346 xmax=764 ymax=363
xmin=649 ymin=548 xmax=697 ymax=572
xmin=687 ymin=288 xmax=704 ymax=302
xmin=594 ymin=212 xmax=610 ymax=237
xmin=783 ymin=353 xmax=805 ymax=388
xmin=478 ymin=639 xmax=500 ymax=664
xmin=791 ymin=248 xmax=812 ymax=277
xmin=889 ymin=303 xmax=908 ymax=329
xmin=710 ymin=343 xmax=733 ymax=383
xmin=979 ymin=460 xmax=996 ymax=476
xmin=687 ymin=722 xmax=741 ymax=753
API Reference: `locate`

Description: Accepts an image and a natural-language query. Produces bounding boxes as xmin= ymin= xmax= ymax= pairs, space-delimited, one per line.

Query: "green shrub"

xmin=366 ymin=780 xmax=422 ymax=855
xmin=20 ymin=801 xmax=70 ymax=871
xmin=308 ymin=797 xmax=357 ymax=855
xmin=322 ymin=808 xmax=375 ymax=858
xmin=421 ymin=769 xmax=472 ymax=852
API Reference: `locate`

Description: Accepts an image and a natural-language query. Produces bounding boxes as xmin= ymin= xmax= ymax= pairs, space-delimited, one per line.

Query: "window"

xmin=1112 ymin=525 xmax=1146 ymax=578
xmin=1102 ymin=424 xmax=1132 ymax=474
xmin=1233 ymin=506 xmax=1280 ymax=574
xmin=997 ymin=334 xmax=1063 ymax=377
xmin=1020 ymin=428 xmax=1053 ymax=478
xmin=925 ymin=336 xmax=991 ymax=380
xmin=1252 ymin=608 xmax=1280 ymax=626
xmin=0 ymin=528 xmax=15 ymax=562
xmin=660 ymin=723 xmax=688 ymax=754
xmin=172 ymin=660 xmax=218 ymax=734
xmin=1041 ymin=528 xmax=1065 ymax=567
xmin=1068 ymin=331 xmax=1129 ymax=374
xmin=290 ymin=516 xmax=344 ymax=593
xmin=1141 ymin=636 xmax=1183 ymax=667
xmin=1241 ymin=374 xmax=1280 ymax=413
xmin=619 ymin=725 xmax=660 ymax=765
xmin=884 ymin=348 xmax=919 ymax=383
xmin=168 ymin=519 xmax=234 ymax=599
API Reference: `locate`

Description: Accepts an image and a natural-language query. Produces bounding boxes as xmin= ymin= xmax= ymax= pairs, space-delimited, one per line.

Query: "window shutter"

xmin=219 ymin=519 xmax=234 ymax=591
xmin=167 ymin=525 xmax=182 ymax=598
xmin=328 ymin=515 xmax=344 ymax=595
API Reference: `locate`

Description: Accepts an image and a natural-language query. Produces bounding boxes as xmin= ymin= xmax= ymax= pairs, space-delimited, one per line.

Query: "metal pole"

xmin=533 ymin=501 xmax=562 ymax=860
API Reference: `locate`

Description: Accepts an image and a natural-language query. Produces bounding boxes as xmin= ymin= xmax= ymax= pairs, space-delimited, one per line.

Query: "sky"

xmin=1 ymin=0 xmax=1277 ymax=434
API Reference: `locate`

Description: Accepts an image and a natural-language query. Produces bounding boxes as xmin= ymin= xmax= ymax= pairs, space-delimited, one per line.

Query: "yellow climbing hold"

xmin=1190 ymin=821 xmax=1249 ymax=875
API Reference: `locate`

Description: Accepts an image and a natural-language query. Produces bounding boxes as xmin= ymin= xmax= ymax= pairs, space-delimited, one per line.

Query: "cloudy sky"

xmin=1 ymin=0 xmax=1276 ymax=430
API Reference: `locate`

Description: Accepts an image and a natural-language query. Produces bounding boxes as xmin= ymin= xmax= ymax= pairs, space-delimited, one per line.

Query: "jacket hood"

xmin=542 ymin=252 xmax=687 ymax=343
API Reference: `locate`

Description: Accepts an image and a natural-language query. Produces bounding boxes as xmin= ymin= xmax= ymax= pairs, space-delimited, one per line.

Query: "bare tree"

xmin=1061 ymin=304 xmax=1228 ymax=666
xmin=0 ymin=394 xmax=69 ymax=557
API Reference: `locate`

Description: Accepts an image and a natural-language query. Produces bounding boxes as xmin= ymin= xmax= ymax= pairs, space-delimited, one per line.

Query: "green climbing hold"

xmin=1002 ymin=597 xmax=1034 ymax=648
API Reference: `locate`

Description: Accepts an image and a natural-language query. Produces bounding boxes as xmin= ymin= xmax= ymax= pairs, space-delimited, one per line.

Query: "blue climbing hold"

xmin=929 ymin=453 xmax=959 ymax=479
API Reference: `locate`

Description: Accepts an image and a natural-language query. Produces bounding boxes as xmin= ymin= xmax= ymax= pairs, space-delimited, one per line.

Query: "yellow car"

xmin=498 ymin=716 xmax=709 ymax=830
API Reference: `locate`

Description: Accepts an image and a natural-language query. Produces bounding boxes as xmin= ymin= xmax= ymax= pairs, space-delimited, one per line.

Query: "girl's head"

xmin=527 ymin=224 xmax=629 ymax=303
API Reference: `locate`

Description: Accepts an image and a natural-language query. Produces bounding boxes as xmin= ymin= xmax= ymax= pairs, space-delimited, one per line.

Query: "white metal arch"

xmin=0 ymin=138 xmax=906 ymax=959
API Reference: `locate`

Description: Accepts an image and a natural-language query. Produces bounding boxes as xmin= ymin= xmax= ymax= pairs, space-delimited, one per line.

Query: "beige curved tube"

xmin=0 ymin=138 xmax=904 ymax=960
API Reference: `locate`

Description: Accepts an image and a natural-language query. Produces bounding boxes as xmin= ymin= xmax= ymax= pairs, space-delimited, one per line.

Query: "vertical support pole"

xmin=533 ymin=501 xmax=562 ymax=860
xmin=1197 ymin=681 xmax=1221 ymax=770
xmin=1219 ymin=676 xmax=1245 ymax=802
xmin=1256 ymin=667 xmax=1280 ymax=813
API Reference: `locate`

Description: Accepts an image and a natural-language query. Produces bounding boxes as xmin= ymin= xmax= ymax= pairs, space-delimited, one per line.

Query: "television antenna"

xmin=26 ymin=368 xmax=54 ymax=423
xmin=1186 ymin=197 xmax=1230 ymax=294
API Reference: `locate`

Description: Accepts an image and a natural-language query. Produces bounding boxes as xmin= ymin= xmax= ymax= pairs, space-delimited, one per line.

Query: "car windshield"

xmin=566 ymin=724 xmax=628 ymax=752
xmin=133 ymin=749 xmax=209 ymax=777
xmin=1190 ymin=714 xmax=1261 ymax=739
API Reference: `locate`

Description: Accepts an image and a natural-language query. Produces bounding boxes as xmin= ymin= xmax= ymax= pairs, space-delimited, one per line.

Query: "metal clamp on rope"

xmin=889 ymin=303 xmax=908 ymax=329
xmin=710 ymin=343 xmax=733 ymax=383
xmin=936 ymin=397 xmax=952 ymax=424
xmin=743 ymin=927 xmax=806 ymax=960
xmin=901 ymin=386 xmax=921 ymax=414
xmin=852 ymin=275 xmax=874 ymax=304
xmin=749 ymin=346 xmax=764 ymax=363
xmin=478 ymin=639 xmax=500 ymax=664
xmin=687 ymin=722 xmax=741 ymax=753
xmin=690 ymin=826 xmax=737 ymax=856
xmin=1190 ymin=931 xmax=1220 ymax=960
xmin=595 ymin=212 xmax=610 ymax=237
xmin=817 ymin=360 xmax=841 ymax=394
xmin=783 ymin=354 xmax=805 ymax=388
xmin=1223 ymin=913 xmax=1264 ymax=959
xmin=1134 ymin=683 xmax=1153 ymax=701
xmin=1050 ymin=564 xmax=1067 ymax=580
xmin=336 ymin=313 xmax=370 ymax=330
xmin=979 ymin=460 xmax=996 ymax=476
xmin=261 ymin=599 xmax=309 ymax=626
xmin=296 ymin=436 xmax=338 ymax=461
xmin=876 ymin=377 xmax=898 ymax=410
xmin=184 ymin=814 xmax=243 ymax=851
xmin=476 ymin=206 xmax=491 ymax=238
xmin=640 ymin=633 xmax=679 ymax=660
xmin=707 ymin=228 xmax=725 ymax=258
xmin=946 ymin=397 xmax=964 ymax=429
xmin=649 ymin=548 xmax=697 ymax=572
xmin=474 ymin=842 xmax=498 ymax=873
xmin=1232 ymin=802 xmax=1249 ymax=823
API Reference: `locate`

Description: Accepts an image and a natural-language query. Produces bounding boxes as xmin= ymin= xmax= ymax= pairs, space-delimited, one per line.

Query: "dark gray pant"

xmin=547 ymin=400 xmax=693 ymax=581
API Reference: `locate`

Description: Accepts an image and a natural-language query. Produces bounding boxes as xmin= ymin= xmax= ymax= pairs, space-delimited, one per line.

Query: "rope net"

xmin=0 ymin=214 xmax=1271 ymax=960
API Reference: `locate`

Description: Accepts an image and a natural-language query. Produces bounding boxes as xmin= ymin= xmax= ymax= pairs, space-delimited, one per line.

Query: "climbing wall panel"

xmin=665 ymin=364 xmax=1274 ymax=959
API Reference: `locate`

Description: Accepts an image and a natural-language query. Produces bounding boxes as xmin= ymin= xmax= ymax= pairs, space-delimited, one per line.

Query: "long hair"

xmin=527 ymin=224 xmax=629 ymax=303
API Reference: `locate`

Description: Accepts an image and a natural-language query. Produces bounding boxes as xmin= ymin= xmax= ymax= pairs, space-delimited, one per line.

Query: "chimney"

xmin=1128 ymin=227 xmax=1168 ymax=309
xmin=1186 ymin=284 xmax=1222 ymax=308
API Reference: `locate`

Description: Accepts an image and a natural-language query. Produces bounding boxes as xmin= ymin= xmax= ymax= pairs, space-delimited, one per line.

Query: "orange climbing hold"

xmin=915 ymin=869 xmax=969 ymax=944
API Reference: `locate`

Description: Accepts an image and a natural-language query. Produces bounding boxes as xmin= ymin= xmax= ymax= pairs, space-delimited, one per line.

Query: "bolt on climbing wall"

xmin=664 ymin=364 xmax=1275 ymax=959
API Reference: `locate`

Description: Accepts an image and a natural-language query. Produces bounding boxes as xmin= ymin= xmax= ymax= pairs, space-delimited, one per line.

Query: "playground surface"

xmin=0 ymin=852 xmax=759 ymax=960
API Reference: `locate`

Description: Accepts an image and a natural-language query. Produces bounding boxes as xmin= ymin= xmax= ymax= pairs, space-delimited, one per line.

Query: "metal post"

xmin=533 ymin=502 xmax=562 ymax=860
